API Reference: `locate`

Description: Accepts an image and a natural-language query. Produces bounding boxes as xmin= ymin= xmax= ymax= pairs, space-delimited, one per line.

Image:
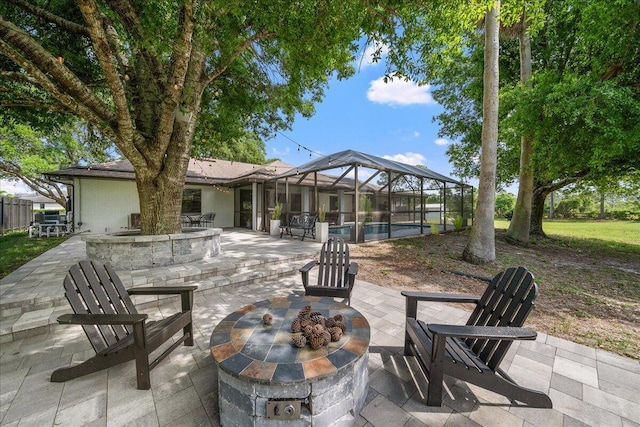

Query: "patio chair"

xmin=300 ymin=237 xmax=358 ymax=305
xmin=199 ymin=212 xmax=216 ymax=227
xmin=402 ymin=266 xmax=552 ymax=408
xmin=51 ymin=260 xmax=197 ymax=390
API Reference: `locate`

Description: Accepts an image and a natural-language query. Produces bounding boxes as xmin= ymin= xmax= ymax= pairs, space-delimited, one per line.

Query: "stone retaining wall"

xmin=85 ymin=228 xmax=221 ymax=270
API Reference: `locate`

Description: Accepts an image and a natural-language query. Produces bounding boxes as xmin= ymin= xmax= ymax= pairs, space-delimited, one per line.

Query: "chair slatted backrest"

xmin=63 ymin=260 xmax=137 ymax=353
xmin=317 ymin=238 xmax=350 ymax=288
xmin=464 ymin=266 xmax=538 ymax=370
xmin=200 ymin=213 xmax=215 ymax=227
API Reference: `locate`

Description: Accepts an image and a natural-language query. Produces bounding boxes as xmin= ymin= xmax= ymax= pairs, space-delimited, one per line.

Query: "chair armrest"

xmin=403 ymin=290 xmax=480 ymax=320
xmin=128 ymin=286 xmax=197 ymax=312
xmin=299 ymin=261 xmax=318 ymax=273
xmin=427 ymin=324 xmax=537 ymax=341
xmin=127 ymin=285 xmax=198 ymax=295
xmin=401 ymin=290 xmax=479 ymax=303
xmin=347 ymin=262 xmax=358 ymax=276
xmin=57 ymin=313 xmax=148 ymax=326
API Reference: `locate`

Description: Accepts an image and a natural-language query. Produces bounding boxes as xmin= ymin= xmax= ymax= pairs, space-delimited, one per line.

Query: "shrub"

xmin=271 ymin=203 xmax=283 ymax=220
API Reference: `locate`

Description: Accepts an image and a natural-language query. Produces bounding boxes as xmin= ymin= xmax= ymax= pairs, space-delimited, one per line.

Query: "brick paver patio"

xmin=0 ymin=231 xmax=638 ymax=426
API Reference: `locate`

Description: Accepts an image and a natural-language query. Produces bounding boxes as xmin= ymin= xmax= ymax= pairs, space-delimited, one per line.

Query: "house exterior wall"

xmin=75 ymin=178 xmax=139 ymax=233
xmin=74 ymin=178 xmax=235 ymax=233
xmin=194 ymin=184 xmax=234 ymax=228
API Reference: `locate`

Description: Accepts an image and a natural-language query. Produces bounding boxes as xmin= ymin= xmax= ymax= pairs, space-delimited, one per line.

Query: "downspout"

xmin=387 ymin=170 xmax=392 ymax=239
xmin=443 ymin=182 xmax=447 ymax=231
xmin=314 ymin=172 xmax=318 ymax=215
xmin=354 ymin=165 xmax=359 ymax=243
xmin=420 ymin=178 xmax=424 ymax=234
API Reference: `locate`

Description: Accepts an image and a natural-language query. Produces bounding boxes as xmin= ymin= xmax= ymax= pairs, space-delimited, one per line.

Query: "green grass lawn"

xmin=0 ymin=230 xmax=70 ymax=279
xmin=495 ymin=219 xmax=640 ymax=246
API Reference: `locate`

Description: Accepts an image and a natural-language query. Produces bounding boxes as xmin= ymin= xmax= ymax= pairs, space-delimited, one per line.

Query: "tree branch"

xmin=205 ymin=29 xmax=273 ymax=85
xmin=0 ymin=38 xmax=116 ymax=141
xmin=152 ymin=0 xmax=197 ymax=164
xmin=0 ymin=17 xmax=115 ymax=125
xmin=6 ymin=0 xmax=89 ymax=35
xmin=77 ymin=0 xmax=141 ymax=163
xmin=0 ymin=162 xmax=67 ymax=206
xmin=103 ymin=0 xmax=166 ymax=88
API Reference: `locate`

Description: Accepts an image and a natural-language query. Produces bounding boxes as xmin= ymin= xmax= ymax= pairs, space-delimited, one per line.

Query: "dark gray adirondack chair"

xmin=51 ymin=260 xmax=197 ymax=390
xmin=402 ymin=266 xmax=552 ymax=408
xmin=300 ymin=237 xmax=358 ymax=305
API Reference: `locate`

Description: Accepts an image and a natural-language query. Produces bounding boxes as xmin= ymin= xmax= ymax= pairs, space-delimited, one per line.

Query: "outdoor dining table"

xmin=29 ymin=222 xmax=70 ymax=238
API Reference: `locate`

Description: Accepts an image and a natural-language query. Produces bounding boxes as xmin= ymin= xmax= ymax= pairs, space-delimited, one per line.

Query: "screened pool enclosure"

xmin=268 ymin=150 xmax=474 ymax=243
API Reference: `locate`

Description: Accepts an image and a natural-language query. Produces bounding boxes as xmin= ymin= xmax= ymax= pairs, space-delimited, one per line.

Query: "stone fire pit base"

xmin=218 ymin=353 xmax=368 ymax=427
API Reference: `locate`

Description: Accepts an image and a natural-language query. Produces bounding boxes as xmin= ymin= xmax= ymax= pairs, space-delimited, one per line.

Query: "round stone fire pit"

xmin=210 ymin=295 xmax=370 ymax=426
xmin=85 ymin=227 xmax=221 ymax=270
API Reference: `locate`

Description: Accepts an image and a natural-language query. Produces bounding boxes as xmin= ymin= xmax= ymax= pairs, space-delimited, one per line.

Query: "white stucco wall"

xmin=73 ymin=178 xmax=235 ymax=233
xmin=197 ymin=184 xmax=234 ymax=228
xmin=74 ymin=178 xmax=139 ymax=233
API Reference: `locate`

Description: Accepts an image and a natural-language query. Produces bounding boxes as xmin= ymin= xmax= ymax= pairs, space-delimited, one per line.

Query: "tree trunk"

xmin=600 ymin=193 xmax=605 ymax=219
xmin=463 ymin=2 xmax=500 ymax=264
xmin=506 ymin=28 xmax=534 ymax=245
xmin=136 ymin=169 xmax=185 ymax=235
xmin=530 ymin=185 xmax=549 ymax=237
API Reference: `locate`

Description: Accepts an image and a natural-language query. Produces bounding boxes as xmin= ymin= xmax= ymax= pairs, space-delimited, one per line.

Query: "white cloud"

xmin=367 ymin=77 xmax=434 ymax=106
xmin=271 ymin=147 xmax=290 ymax=156
xmin=0 ymin=179 xmax=30 ymax=195
xmin=358 ymin=41 xmax=389 ymax=68
xmin=434 ymin=138 xmax=449 ymax=146
xmin=414 ymin=131 xmax=421 ymax=138
xmin=383 ymin=152 xmax=426 ymax=166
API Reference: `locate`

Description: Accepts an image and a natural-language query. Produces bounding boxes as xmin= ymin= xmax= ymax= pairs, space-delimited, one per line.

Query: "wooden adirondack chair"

xmin=51 ymin=260 xmax=197 ymax=390
xmin=402 ymin=266 xmax=552 ymax=408
xmin=300 ymin=237 xmax=358 ymax=305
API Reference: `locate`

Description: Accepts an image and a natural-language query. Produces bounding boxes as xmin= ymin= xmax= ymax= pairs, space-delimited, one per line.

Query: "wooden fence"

xmin=1 ymin=197 xmax=33 ymax=235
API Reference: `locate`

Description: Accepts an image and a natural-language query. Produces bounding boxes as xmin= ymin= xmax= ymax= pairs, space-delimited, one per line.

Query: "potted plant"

xmin=270 ymin=203 xmax=283 ymax=236
xmin=316 ymin=204 xmax=329 ymax=243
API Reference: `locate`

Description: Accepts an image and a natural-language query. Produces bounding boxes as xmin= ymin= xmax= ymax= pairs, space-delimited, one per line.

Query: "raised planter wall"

xmin=85 ymin=228 xmax=222 ymax=270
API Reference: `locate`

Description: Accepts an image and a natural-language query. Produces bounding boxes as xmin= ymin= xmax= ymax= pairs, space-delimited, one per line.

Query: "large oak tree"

xmin=1 ymin=0 xmax=366 ymax=234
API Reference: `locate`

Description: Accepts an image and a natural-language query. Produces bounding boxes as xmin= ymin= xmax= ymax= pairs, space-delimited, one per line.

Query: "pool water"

xmin=329 ymin=222 xmax=425 ymax=240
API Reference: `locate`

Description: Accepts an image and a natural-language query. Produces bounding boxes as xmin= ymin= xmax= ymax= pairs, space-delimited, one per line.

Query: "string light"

xmin=276 ymin=131 xmax=328 ymax=160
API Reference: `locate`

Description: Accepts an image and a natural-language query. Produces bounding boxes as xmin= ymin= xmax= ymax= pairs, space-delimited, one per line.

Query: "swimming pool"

xmin=329 ymin=222 xmax=426 ymax=240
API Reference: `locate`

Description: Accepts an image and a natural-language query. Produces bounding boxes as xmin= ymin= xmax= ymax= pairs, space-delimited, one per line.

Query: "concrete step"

xmin=0 ymin=258 xmax=310 ymax=343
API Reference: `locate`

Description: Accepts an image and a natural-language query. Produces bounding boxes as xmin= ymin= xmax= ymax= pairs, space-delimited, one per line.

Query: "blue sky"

xmin=266 ymin=48 xmax=460 ymax=182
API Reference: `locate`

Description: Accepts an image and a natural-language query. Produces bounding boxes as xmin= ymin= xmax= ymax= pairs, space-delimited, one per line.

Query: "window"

xmin=40 ymin=203 xmax=45 ymax=209
xmin=182 ymin=189 xmax=201 ymax=213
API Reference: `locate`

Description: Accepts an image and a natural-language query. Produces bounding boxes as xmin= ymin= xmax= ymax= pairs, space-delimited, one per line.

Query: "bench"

xmin=280 ymin=213 xmax=317 ymax=241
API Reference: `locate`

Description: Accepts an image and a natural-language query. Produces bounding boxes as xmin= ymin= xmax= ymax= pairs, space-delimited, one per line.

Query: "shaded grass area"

xmin=0 ymin=230 xmax=70 ymax=279
xmin=351 ymin=220 xmax=640 ymax=359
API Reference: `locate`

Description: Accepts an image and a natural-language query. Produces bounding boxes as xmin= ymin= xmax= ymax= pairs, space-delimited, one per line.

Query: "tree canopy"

xmin=0 ymin=120 xmax=115 ymax=205
xmin=1 ymin=0 xmax=368 ymax=234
